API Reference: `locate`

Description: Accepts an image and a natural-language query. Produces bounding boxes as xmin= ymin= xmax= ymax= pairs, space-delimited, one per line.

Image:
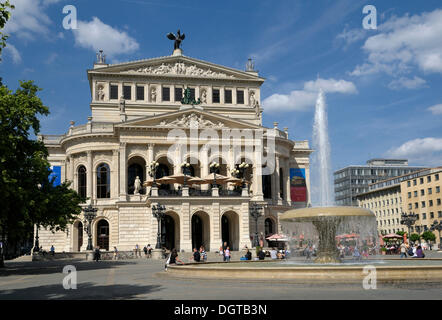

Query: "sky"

xmin=2 ymin=0 xmax=442 ymax=174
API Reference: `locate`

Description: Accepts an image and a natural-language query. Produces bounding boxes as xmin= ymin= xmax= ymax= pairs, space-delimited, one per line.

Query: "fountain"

xmin=280 ymin=89 xmax=377 ymax=263
xmin=164 ymin=91 xmax=442 ymax=283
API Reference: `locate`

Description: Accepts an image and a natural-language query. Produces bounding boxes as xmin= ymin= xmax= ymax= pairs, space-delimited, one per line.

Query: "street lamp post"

xmin=83 ymin=204 xmax=98 ymax=251
xmin=249 ymin=202 xmax=263 ymax=247
xmin=33 ymin=224 xmax=40 ymax=253
xmin=400 ymin=212 xmax=418 ymax=244
xmin=210 ymin=162 xmax=219 ymax=188
xmin=430 ymin=220 xmax=442 ymax=250
xmin=149 ymin=161 xmax=159 ymax=187
xmin=152 ymin=204 xmax=166 ymax=249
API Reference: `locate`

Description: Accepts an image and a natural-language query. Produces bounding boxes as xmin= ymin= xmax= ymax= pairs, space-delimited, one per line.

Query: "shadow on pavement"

xmin=0 ymin=282 xmax=163 ymax=300
xmin=0 ymin=260 xmax=138 ymax=277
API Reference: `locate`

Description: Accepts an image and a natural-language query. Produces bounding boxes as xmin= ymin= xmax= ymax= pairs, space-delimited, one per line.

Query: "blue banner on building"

xmin=48 ymin=165 xmax=61 ymax=186
xmin=290 ymin=168 xmax=306 ymax=202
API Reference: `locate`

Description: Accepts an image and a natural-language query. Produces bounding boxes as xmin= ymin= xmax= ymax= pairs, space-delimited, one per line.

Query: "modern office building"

xmin=334 ymin=159 xmax=425 ymax=206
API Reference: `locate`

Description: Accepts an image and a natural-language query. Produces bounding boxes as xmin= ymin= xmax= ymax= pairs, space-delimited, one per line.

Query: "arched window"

xmin=78 ymin=165 xmax=87 ymax=198
xmin=128 ymin=163 xmax=144 ymax=194
xmin=96 ymin=163 xmax=110 ymax=198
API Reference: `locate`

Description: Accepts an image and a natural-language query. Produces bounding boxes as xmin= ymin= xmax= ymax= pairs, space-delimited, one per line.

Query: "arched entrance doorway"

xmin=192 ymin=211 xmax=210 ymax=251
xmin=265 ymin=218 xmax=274 ymax=237
xmin=96 ymin=219 xmax=109 ymax=250
xmin=161 ymin=212 xmax=180 ymax=250
xmin=221 ymin=211 xmax=239 ymax=250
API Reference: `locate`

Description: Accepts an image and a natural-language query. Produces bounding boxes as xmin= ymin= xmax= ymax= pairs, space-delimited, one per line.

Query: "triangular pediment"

xmin=89 ymin=55 xmax=264 ymax=81
xmin=116 ymin=108 xmax=262 ymax=130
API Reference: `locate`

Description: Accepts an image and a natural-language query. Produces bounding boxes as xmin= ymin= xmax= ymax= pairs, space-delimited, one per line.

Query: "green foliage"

xmin=396 ymin=231 xmax=406 ymax=237
xmin=410 ymin=233 xmax=421 ymax=243
xmin=421 ymin=231 xmax=436 ymax=242
xmin=0 ymin=81 xmax=84 ymax=244
xmin=0 ymin=0 xmax=14 ymax=58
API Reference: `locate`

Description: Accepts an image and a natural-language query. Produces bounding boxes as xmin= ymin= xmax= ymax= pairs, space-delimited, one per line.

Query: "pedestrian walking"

xmin=400 ymin=242 xmax=408 ymax=258
xmin=224 ymin=246 xmax=231 ymax=262
xmin=113 ymin=246 xmax=118 ymax=260
xmin=94 ymin=247 xmax=101 ymax=262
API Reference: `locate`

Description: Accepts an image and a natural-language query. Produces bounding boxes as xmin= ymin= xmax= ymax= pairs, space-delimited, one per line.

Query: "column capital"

xmin=148 ymin=143 xmax=155 ymax=150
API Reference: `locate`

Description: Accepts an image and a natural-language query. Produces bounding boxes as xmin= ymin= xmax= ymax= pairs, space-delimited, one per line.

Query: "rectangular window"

xmin=427 ymin=176 xmax=431 ymax=183
xmin=428 ymin=188 xmax=432 ymax=195
xmin=413 ymin=179 xmax=417 ymax=186
xmin=224 ymin=89 xmax=232 ymax=104
xmin=212 ymin=89 xmax=220 ymax=103
xmin=438 ymin=211 xmax=442 ymax=218
xmin=436 ymin=186 xmax=440 ymax=193
xmin=420 ymin=177 xmax=424 ymax=184
xmin=189 ymin=88 xmax=195 ymax=100
xmin=414 ymin=191 xmax=418 ymax=197
xmin=110 ymin=85 xmax=118 ymax=100
xmin=421 ymin=201 xmax=426 ymax=208
xmin=174 ymin=87 xmax=183 ymax=102
xmin=162 ymin=87 xmax=170 ymax=101
xmin=422 ymin=213 xmax=427 ymax=220
xmin=421 ymin=189 xmax=425 ymax=196
xmin=136 ymin=86 xmax=144 ymax=100
xmin=123 ymin=85 xmax=131 ymax=100
xmin=437 ymin=199 xmax=441 ymax=206
xmin=429 ymin=200 xmax=433 ymax=206
xmin=430 ymin=212 xmax=434 ymax=219
xmin=415 ymin=202 xmax=418 ymax=209
xmin=435 ymin=174 xmax=439 ymax=181
xmin=237 ymin=90 xmax=244 ymax=104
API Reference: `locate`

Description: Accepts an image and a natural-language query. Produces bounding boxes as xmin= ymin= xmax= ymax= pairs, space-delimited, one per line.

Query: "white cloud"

xmin=351 ymin=9 xmax=442 ymax=77
xmin=387 ymin=137 xmax=442 ymax=166
xmin=6 ymin=0 xmax=55 ymax=40
xmin=4 ymin=44 xmax=22 ymax=64
xmin=304 ymin=78 xmax=358 ymax=94
xmin=336 ymin=28 xmax=367 ymax=46
xmin=388 ymin=76 xmax=427 ymax=90
xmin=428 ymin=104 xmax=442 ymax=115
xmin=262 ymin=78 xmax=357 ymax=112
xmin=72 ymin=17 xmax=139 ymax=58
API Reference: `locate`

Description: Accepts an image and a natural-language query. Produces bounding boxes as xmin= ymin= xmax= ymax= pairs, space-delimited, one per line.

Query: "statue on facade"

xmin=249 ymin=91 xmax=256 ymax=107
xmin=150 ymin=87 xmax=157 ymax=102
xmin=167 ymin=30 xmax=185 ymax=50
xmin=200 ymin=89 xmax=207 ymax=104
xmin=119 ymin=96 xmax=125 ymax=113
xmin=97 ymin=85 xmax=105 ymax=101
xmin=134 ymin=176 xmax=142 ymax=195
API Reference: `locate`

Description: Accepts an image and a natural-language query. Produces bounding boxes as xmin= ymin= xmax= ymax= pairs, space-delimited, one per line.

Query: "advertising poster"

xmin=290 ymin=168 xmax=306 ymax=202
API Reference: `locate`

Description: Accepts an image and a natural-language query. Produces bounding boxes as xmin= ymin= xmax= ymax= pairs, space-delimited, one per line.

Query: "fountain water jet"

xmin=281 ymin=90 xmax=377 ymax=263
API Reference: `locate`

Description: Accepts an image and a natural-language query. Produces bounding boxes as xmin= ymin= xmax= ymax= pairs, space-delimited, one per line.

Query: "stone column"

xmin=275 ymin=155 xmax=282 ymax=203
xmin=119 ymin=142 xmax=127 ymax=201
xmin=210 ymin=202 xmax=221 ymax=252
xmin=112 ymin=150 xmax=119 ymax=199
xmin=285 ymin=158 xmax=292 ymax=205
xmin=180 ymin=202 xmax=192 ymax=252
xmin=86 ymin=151 xmax=93 ymax=204
xmin=240 ymin=202 xmax=252 ymax=250
xmin=201 ymin=146 xmax=209 ymax=191
xmin=253 ymin=148 xmax=264 ymax=201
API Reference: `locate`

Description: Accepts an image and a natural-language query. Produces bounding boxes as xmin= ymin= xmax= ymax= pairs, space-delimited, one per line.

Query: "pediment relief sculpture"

xmin=157 ymin=113 xmax=226 ymax=129
xmin=126 ymin=62 xmax=236 ymax=79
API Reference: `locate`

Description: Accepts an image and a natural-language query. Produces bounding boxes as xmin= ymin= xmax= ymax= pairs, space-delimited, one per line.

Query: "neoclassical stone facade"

xmin=37 ymin=49 xmax=312 ymax=252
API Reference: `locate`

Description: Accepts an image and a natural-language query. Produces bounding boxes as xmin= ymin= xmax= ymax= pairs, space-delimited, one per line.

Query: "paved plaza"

xmin=1 ymin=254 xmax=442 ymax=300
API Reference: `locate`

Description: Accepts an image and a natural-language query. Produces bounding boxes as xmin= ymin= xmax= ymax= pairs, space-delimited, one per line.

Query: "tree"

xmin=0 ymin=1 xmax=14 ymax=58
xmin=410 ymin=233 xmax=421 ymax=243
xmin=421 ymin=231 xmax=436 ymax=243
xmin=0 ymin=81 xmax=85 ymax=262
xmin=396 ymin=231 xmax=405 ymax=237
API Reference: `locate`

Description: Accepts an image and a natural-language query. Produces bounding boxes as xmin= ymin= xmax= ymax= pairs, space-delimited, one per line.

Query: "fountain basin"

xmin=165 ymin=260 xmax=442 ymax=283
xmin=280 ymin=206 xmax=377 ymax=263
